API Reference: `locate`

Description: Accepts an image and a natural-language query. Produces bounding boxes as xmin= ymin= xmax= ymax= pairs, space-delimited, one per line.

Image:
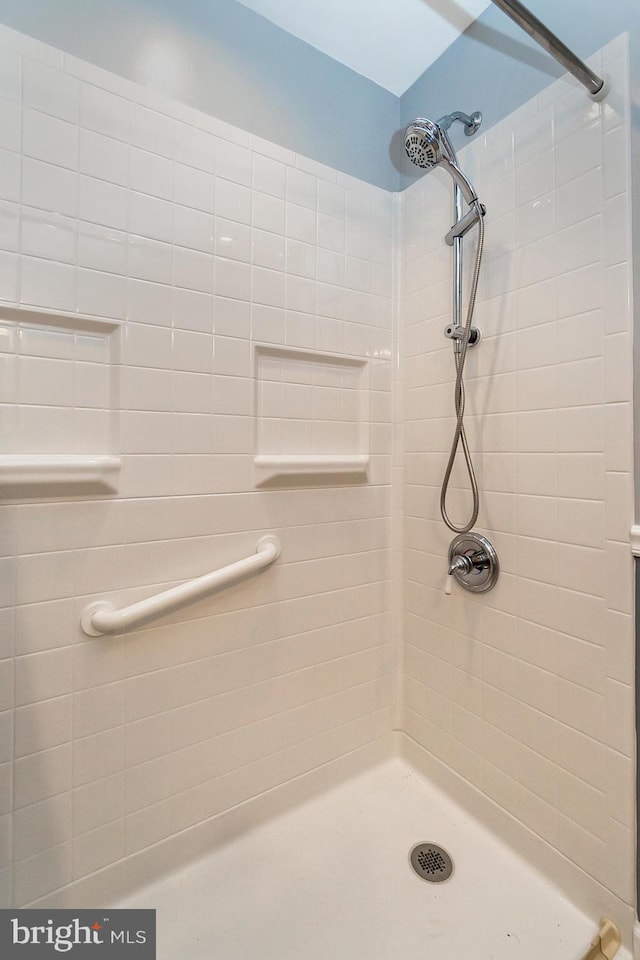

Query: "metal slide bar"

xmin=490 ymin=0 xmax=606 ymax=98
xmin=81 ymin=535 xmax=281 ymax=636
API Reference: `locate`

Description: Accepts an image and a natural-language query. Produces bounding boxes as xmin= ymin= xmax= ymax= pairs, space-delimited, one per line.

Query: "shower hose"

xmin=440 ymin=199 xmax=485 ymax=534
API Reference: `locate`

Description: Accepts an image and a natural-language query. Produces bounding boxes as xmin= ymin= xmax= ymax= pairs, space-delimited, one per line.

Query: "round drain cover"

xmin=409 ymin=842 xmax=454 ymax=882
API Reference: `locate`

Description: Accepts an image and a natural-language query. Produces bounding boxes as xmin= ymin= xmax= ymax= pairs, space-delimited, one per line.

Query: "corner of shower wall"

xmin=398 ymin=32 xmax=636 ymax=942
xmin=390 ymin=190 xmax=407 ymax=731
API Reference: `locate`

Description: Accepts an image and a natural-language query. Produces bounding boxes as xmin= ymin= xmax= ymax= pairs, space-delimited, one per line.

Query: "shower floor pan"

xmin=118 ymin=758 xmax=630 ymax=960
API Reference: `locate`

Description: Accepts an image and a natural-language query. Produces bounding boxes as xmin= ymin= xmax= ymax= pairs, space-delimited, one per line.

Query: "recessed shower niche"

xmin=0 ymin=306 xmax=121 ymax=492
xmin=253 ymin=344 xmax=370 ymax=483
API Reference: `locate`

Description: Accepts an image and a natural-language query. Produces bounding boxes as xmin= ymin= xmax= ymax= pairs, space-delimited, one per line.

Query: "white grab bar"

xmin=80 ymin=535 xmax=281 ymax=637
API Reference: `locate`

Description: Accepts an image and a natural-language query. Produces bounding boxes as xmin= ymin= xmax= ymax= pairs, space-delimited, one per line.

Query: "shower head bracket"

xmin=445 ymin=203 xmax=486 ymax=247
xmin=444 ymin=323 xmax=480 ymax=347
xmin=437 ymin=110 xmax=482 ymax=137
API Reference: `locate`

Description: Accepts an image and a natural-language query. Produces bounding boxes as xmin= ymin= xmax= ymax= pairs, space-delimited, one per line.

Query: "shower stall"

xmin=0 ymin=4 xmax=635 ymax=960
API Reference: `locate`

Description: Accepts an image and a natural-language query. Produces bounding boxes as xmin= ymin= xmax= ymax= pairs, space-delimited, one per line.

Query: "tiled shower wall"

xmin=0 ymin=25 xmax=394 ymax=906
xmin=401 ymin=36 xmax=635 ymax=910
xmin=0 ymin=16 xmax=636 ymax=921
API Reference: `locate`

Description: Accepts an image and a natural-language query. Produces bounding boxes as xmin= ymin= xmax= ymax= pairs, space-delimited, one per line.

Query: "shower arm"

xmin=489 ymin=0 xmax=607 ymax=100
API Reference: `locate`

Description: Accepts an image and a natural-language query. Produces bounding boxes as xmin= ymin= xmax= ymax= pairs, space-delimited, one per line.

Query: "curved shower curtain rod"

xmin=489 ymin=0 xmax=608 ymax=100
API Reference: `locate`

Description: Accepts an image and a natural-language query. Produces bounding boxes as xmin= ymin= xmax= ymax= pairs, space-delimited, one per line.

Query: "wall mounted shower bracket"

xmin=446 ymin=532 xmax=499 ymax=594
xmin=438 ymin=110 xmax=482 ymax=136
xmin=444 ymin=323 xmax=480 ymax=346
xmin=445 ymin=204 xmax=486 ymax=247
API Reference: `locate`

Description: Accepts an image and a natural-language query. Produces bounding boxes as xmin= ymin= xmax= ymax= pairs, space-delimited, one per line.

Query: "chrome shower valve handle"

xmin=446 ymin=532 xmax=499 ymax=594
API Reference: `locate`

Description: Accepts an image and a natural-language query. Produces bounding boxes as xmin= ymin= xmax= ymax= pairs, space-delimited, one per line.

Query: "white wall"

xmin=0 ymin=24 xmax=394 ymax=907
xmin=400 ymin=35 xmax=635 ymax=920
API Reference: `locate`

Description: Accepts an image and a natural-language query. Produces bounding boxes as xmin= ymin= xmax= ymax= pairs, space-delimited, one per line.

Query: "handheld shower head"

xmin=404 ymin=117 xmax=479 ymax=205
xmin=404 ymin=117 xmax=442 ymax=170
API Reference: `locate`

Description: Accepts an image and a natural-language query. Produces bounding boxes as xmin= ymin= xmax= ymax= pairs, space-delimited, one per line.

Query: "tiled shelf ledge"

xmin=0 ymin=455 xmax=121 ymax=492
xmin=255 ymin=454 xmax=370 ymax=484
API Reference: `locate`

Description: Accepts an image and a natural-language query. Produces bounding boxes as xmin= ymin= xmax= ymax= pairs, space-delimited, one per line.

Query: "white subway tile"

xmin=128 ymin=278 xmax=173 ymax=327
xmin=174 ymin=124 xmax=215 ymax=172
xmin=287 ymin=202 xmax=316 ymax=243
xmin=73 ymin=680 xmax=123 ymax=737
xmin=603 ymin=124 xmax=627 ymax=199
xmin=13 ymin=743 xmax=72 ymax=808
xmin=73 ymin=727 xmax=124 ymax=788
xmin=129 ymin=236 xmax=173 ymax=284
xmin=0 ymin=147 xmax=20 ymax=202
xmin=174 ymin=204 xmax=213 ymax=253
xmin=77 ymin=268 xmax=127 ymax=319
xmin=605 ymin=472 xmax=633 ymax=542
xmin=123 ymin=322 xmax=172 ymax=369
xmin=602 ymin=192 xmax=629 ymax=267
xmin=214 ymin=217 xmax=250 ymax=262
xmin=79 ymin=174 xmax=127 ymax=230
xmin=171 ymin=371 xmax=212 ymax=414
xmin=72 ymin=818 xmax=124 ymax=879
xmin=173 ymin=330 xmax=213 ymax=374
xmin=13 ymin=793 xmax=71 ymax=862
xmin=215 ymin=257 xmax=251 ymax=302
xmin=604 ymin=332 xmax=632 ymax=403
xmin=215 ymin=177 xmax=251 ymax=225
xmin=605 ymin=679 xmax=634 ymax=757
xmin=285 ymin=240 xmax=315 ymax=280
xmin=604 ymin=402 xmax=632 ymax=472
xmin=0 ymin=199 xmax=18 ymax=254
xmin=80 ymin=83 xmax=132 ymax=142
xmin=79 ymin=127 xmax=129 ymax=186
xmin=605 ymin=748 xmax=634 ymax=828
xmin=174 ymin=246 xmax=214 ymax=294
xmin=252 ymin=191 xmax=285 ymax=235
xmin=22 ymin=207 xmax=76 ymax=263
xmin=0 ymin=97 xmax=20 ymax=153
xmin=173 ymin=162 xmax=214 ymax=213
xmin=556 ymin=357 xmax=603 ymax=408
xmin=554 ymin=86 xmax=602 ymax=144
xmin=174 ymin=288 xmax=214 ymax=333
xmin=557 ymin=498 xmax=605 ymax=550
xmin=12 ymin=841 xmax=72 ymax=905
xmin=555 ymin=120 xmax=601 ymax=186
xmin=318 ymin=180 xmax=345 ymax=220
xmin=77 ymin=221 xmax=127 ymax=275
xmin=252 ymin=228 xmax=284 ymax=271
xmin=253 ymin=153 xmax=286 ymax=199
xmin=0 ymin=47 xmax=20 ymax=103
xmin=556 ymin=677 xmax=605 ymax=743
xmin=22 ymin=108 xmax=78 ymax=170
xmin=22 ymin=157 xmax=78 ymax=217
xmin=72 ymin=772 xmax=124 ymax=836
xmin=129 ymin=191 xmax=172 ymax=243
xmin=130 ymin=146 xmax=173 ymax=201
xmin=14 ymin=696 xmax=72 ymax=757
xmin=20 ymin=257 xmax=76 ymax=311
xmin=517 ymin=234 xmax=557 ymax=288
xmin=604 ymin=541 xmax=633 ymax=615
xmin=131 ymin=104 xmax=175 ymax=159
xmin=603 ymin=262 xmax=631 ymax=335
xmin=555 ymin=214 xmax=602 ymax=276
xmin=215 ymin=138 xmax=251 ymax=186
